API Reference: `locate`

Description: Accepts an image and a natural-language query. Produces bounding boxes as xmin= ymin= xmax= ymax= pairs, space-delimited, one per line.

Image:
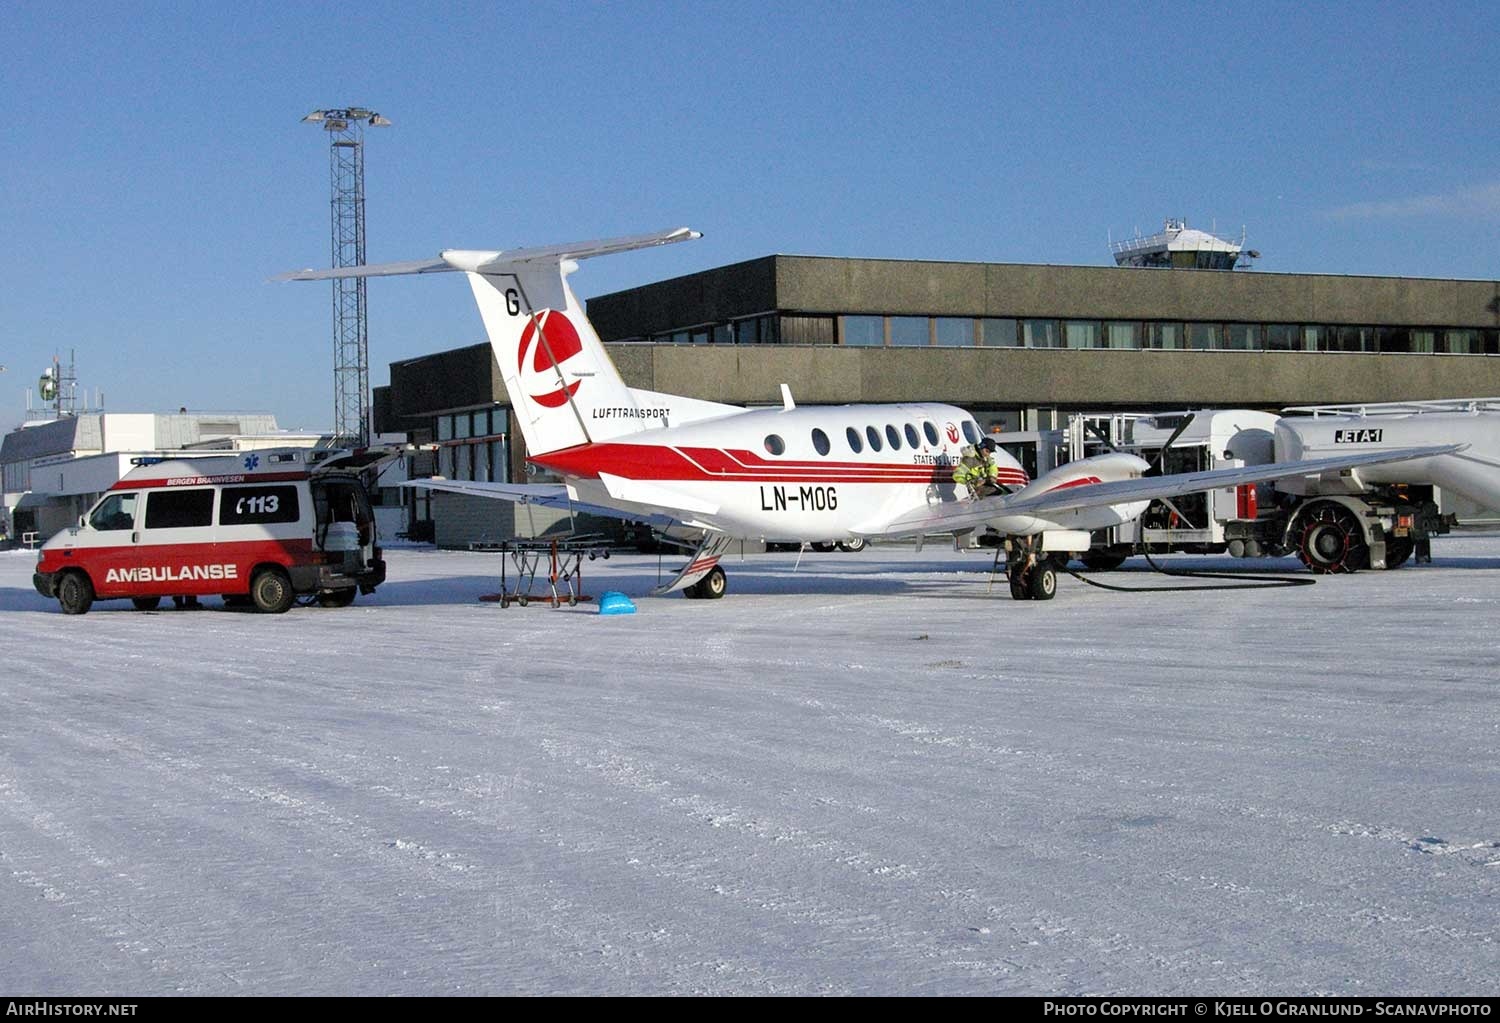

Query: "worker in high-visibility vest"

xmin=952 ymin=437 xmax=1002 ymax=499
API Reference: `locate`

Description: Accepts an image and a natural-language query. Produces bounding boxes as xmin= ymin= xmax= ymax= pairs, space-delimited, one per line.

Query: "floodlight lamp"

xmin=301 ymin=110 xmax=326 ymax=123
xmin=369 ymin=114 xmax=393 ymax=127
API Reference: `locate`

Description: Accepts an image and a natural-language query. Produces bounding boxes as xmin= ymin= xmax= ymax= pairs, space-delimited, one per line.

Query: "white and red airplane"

xmin=283 ymin=228 xmax=1456 ymax=600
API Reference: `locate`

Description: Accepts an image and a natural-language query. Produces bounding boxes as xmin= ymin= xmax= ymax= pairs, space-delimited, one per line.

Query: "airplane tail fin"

xmin=281 ymin=227 xmax=700 ymax=456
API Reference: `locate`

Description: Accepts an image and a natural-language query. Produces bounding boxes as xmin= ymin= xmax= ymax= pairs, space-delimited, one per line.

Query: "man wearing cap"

xmin=952 ymin=437 xmax=1003 ymax=499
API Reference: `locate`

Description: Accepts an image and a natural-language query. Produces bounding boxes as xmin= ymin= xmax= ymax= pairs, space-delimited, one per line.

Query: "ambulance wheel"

xmin=317 ymin=588 xmax=356 ymax=608
xmin=1297 ymin=503 xmax=1368 ymax=574
xmin=1382 ymin=535 xmax=1414 ymax=569
xmin=836 ymin=538 xmax=867 ymax=553
xmin=131 ymin=596 xmax=161 ymax=611
xmin=1028 ymin=563 xmax=1058 ymax=601
xmin=250 ymin=568 xmax=295 ymax=614
xmin=57 ymin=572 xmax=94 ymax=615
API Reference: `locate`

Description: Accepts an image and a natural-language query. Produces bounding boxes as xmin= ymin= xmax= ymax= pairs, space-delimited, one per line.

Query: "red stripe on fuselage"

xmin=531 ymin=442 xmax=1030 ymax=487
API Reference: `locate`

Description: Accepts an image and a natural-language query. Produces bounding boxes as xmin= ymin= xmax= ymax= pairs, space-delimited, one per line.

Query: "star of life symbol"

xmin=244 ymin=454 xmax=260 ymax=471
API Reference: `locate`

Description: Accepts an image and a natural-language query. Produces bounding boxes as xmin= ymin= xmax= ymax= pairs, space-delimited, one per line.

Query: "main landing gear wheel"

xmin=1297 ymin=503 xmax=1369 ymax=574
xmin=250 ymin=567 xmax=295 ymax=614
xmin=836 ymin=538 xmax=867 ymax=553
xmin=684 ymin=565 xmax=727 ymax=600
xmin=1008 ymin=556 xmax=1058 ymax=601
xmin=1028 ymin=562 xmax=1058 ymax=600
xmin=57 ymin=572 xmax=94 ymax=615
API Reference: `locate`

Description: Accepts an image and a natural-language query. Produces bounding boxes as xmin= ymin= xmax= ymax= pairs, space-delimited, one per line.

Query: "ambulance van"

xmin=33 ymin=448 xmax=386 ymax=614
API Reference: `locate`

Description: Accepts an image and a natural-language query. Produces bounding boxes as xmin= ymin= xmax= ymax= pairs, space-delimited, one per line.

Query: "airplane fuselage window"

xmin=811 ymin=428 xmax=831 ymax=456
xmin=923 ymin=422 xmax=940 ymax=446
xmin=904 ymin=423 xmax=920 ymax=448
xmin=764 ymin=434 xmax=786 ymax=456
xmin=865 ymin=426 xmax=883 ymax=452
xmin=885 ymin=425 xmax=902 ymax=450
xmin=846 ymin=427 xmax=863 ymax=454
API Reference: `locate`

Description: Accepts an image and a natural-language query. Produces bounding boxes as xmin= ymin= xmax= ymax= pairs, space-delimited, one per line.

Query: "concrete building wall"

xmin=429 ymin=492 xmax=576 ymax=549
xmin=600 ymin=343 xmax=1499 ymax=409
xmin=388 ymin=344 xmax=500 ymax=420
xmin=772 ymin=256 xmax=1500 ymax=326
xmin=588 ymin=256 xmax=1500 ymax=337
xmin=586 ymin=257 xmax=779 ymax=339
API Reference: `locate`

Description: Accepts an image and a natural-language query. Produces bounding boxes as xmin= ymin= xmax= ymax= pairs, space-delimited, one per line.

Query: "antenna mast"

xmin=301 ymin=107 xmax=391 ymax=447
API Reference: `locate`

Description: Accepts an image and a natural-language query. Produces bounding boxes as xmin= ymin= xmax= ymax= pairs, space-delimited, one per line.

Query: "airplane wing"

xmin=400 ymin=478 xmax=681 ymax=528
xmin=876 ymin=443 xmax=1464 ymax=536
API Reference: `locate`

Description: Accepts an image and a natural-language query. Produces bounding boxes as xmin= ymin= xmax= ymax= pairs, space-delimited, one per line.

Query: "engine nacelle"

xmin=989 ymin=452 xmax=1153 ymax=535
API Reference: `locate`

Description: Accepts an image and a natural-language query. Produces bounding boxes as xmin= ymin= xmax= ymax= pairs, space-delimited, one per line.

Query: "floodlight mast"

xmin=301 ymin=107 xmax=390 ymax=447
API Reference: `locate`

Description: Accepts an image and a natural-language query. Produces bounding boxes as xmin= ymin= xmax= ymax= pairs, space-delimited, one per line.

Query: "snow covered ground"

xmin=2 ymin=536 xmax=1499 ymax=995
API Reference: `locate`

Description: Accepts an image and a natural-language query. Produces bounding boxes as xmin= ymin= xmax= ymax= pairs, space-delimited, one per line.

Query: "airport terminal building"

xmin=373 ymin=253 xmax=1500 ymax=543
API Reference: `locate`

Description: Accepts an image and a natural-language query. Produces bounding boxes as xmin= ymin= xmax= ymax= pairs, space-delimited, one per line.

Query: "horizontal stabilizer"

xmin=278 ymin=227 xmax=699 ymax=282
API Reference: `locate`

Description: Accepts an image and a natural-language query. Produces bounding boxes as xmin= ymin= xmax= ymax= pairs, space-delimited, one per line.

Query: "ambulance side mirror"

xmin=78 ymin=516 xmax=86 ymax=529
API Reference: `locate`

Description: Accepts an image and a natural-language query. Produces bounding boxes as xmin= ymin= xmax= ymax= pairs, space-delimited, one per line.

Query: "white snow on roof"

xmin=3 ymin=541 xmax=1499 ymax=994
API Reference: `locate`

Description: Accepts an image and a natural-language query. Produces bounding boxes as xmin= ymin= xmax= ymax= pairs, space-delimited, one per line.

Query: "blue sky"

xmin=2 ymin=1 xmax=1497 ymax=431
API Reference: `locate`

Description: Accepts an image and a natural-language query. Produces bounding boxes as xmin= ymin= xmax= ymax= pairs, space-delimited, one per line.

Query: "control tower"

xmin=1110 ymin=218 xmax=1258 ymax=270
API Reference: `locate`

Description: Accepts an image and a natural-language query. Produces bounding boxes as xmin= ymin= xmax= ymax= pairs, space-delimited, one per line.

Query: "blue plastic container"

xmin=598 ymin=591 xmax=637 ymax=615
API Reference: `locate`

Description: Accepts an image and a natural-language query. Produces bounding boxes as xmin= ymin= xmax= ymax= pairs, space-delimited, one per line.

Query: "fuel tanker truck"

xmin=1078 ymin=399 xmax=1500 ymax=574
